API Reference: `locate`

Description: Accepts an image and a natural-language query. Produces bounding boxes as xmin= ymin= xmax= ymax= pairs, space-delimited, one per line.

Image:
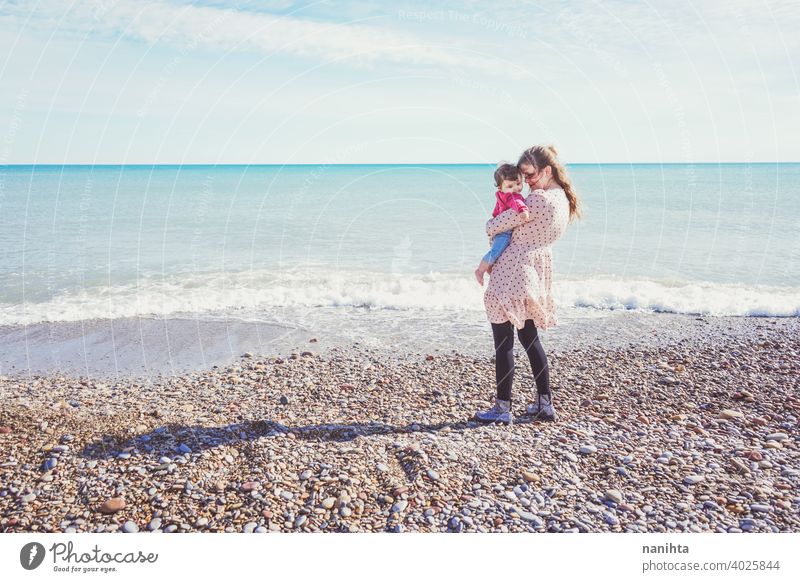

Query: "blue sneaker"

xmin=475 ymin=398 xmax=512 ymax=424
xmin=526 ymin=393 xmax=556 ymax=421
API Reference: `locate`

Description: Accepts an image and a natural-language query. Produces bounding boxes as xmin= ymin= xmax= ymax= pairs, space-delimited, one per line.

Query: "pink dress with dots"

xmin=483 ymin=188 xmax=570 ymax=330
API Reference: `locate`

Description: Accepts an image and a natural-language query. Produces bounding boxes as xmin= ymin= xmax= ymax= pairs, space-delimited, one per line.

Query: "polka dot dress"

xmin=483 ymin=188 xmax=570 ymax=330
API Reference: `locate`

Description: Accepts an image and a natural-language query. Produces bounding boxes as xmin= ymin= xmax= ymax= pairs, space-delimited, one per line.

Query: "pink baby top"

xmin=492 ymin=190 xmax=528 ymax=218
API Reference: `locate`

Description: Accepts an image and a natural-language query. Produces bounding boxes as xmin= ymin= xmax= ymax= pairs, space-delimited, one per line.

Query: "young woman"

xmin=475 ymin=144 xmax=582 ymax=424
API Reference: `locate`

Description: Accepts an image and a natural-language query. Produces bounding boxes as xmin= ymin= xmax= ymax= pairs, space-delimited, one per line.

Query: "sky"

xmin=0 ymin=0 xmax=798 ymax=164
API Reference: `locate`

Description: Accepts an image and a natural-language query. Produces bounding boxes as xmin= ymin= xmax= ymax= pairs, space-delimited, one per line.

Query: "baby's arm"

xmin=510 ymin=198 xmax=530 ymax=220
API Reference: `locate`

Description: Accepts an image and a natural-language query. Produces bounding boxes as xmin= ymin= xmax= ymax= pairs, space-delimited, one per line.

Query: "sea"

xmin=1 ymin=163 xmax=798 ymax=364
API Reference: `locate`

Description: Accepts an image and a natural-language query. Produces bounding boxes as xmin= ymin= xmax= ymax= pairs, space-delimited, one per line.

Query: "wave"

xmin=0 ymin=269 xmax=798 ymax=325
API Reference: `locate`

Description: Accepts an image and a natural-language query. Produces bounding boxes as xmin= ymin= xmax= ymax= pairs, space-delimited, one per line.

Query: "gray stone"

xmin=579 ymin=445 xmax=597 ymax=455
xmin=122 ymin=521 xmax=139 ymax=533
xmin=243 ymin=522 xmax=258 ymax=533
xmin=391 ymin=500 xmax=408 ymax=513
xmin=147 ymin=518 xmax=162 ymax=531
xmin=684 ymin=475 xmax=705 ymax=485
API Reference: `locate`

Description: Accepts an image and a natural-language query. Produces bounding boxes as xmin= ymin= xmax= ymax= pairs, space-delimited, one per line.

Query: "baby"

xmin=474 ymin=163 xmax=529 ymax=286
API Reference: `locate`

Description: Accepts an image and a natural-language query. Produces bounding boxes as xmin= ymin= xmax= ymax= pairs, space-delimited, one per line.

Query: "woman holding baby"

xmin=475 ymin=144 xmax=582 ymax=425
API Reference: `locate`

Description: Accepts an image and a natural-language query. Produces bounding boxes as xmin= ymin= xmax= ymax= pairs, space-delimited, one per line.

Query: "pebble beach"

xmin=1 ymin=314 xmax=798 ymax=534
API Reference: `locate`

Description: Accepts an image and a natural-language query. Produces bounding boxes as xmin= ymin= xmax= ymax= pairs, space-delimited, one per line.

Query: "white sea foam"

xmin=0 ymin=269 xmax=797 ymax=325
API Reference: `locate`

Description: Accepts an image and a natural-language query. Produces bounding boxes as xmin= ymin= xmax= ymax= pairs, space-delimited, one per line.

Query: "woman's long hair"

xmin=519 ymin=145 xmax=582 ymax=222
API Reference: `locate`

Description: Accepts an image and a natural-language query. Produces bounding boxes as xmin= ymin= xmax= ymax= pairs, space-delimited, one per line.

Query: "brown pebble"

xmin=99 ymin=498 xmax=126 ymax=514
xmin=241 ymin=481 xmax=259 ymax=492
xmin=746 ymin=451 xmax=763 ymax=461
xmin=426 ymin=355 xmax=434 ymax=361
xmin=262 ymin=510 xmax=273 ymax=519
xmin=309 ymin=338 xmax=318 ymax=343
xmin=0 ymin=427 xmax=11 ymax=434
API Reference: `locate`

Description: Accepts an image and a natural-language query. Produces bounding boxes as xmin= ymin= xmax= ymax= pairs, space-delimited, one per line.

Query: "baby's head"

xmin=494 ymin=163 xmax=522 ymax=194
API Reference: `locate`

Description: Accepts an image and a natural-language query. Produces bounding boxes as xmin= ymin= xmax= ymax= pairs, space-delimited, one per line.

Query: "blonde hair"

xmin=518 ymin=144 xmax=582 ymax=221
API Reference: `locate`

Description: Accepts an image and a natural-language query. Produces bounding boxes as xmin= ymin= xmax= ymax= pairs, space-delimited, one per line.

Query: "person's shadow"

xmin=78 ymin=416 xmax=523 ymax=461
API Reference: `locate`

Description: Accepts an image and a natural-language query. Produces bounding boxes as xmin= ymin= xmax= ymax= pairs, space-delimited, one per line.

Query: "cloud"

xmin=2 ymin=0 xmax=507 ymax=74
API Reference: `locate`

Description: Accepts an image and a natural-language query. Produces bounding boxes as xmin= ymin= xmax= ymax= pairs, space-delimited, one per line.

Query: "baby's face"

xmin=500 ymin=177 xmax=523 ymax=194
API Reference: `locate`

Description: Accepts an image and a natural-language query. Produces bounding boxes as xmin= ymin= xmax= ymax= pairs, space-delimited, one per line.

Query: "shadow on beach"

xmin=79 ymin=416 xmax=539 ymax=462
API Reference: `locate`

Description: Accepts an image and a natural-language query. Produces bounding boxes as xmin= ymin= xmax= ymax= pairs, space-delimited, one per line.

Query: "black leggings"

xmin=491 ymin=319 xmax=550 ymax=401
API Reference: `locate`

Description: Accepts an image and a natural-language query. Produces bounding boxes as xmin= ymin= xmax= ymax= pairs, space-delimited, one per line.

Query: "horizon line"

xmin=2 ymin=161 xmax=798 ymax=167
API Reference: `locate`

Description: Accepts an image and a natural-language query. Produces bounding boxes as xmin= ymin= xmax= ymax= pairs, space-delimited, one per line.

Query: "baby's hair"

xmin=493 ymin=163 xmax=520 ymax=188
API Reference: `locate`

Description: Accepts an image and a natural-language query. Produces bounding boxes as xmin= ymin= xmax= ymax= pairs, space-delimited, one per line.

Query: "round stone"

xmin=147 ymin=518 xmax=162 ymax=531
xmin=122 ymin=521 xmax=139 ymax=533
xmin=684 ymin=475 xmax=705 ymax=485
xmin=579 ymin=445 xmax=597 ymax=455
xmin=99 ymin=497 xmax=126 ymax=514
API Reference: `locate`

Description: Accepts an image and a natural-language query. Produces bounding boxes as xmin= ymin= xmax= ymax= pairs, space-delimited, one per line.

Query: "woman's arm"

xmin=486 ymin=205 xmax=532 ymax=237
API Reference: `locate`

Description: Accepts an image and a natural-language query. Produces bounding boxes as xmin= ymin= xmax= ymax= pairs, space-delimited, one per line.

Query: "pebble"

xmin=426 ymin=469 xmax=440 ymax=481
xmin=147 ymin=518 xmax=162 ymax=531
xmin=243 ymin=522 xmax=257 ymax=533
xmin=122 ymin=521 xmax=139 ymax=533
xmin=563 ymin=453 xmax=578 ymax=462
xmin=43 ymin=458 xmax=57 ymax=471
xmin=391 ymin=500 xmax=408 ymax=513
xmin=766 ymin=433 xmax=788 ymax=442
xmin=719 ymin=409 xmax=744 ymax=420
xmin=684 ymin=475 xmax=705 ymax=485
xmin=604 ymin=512 xmax=619 ymax=526
xmin=99 ymin=498 xmax=126 ymax=514
xmin=604 ymin=490 xmax=623 ymax=504
xmin=579 ymin=445 xmax=597 ymax=455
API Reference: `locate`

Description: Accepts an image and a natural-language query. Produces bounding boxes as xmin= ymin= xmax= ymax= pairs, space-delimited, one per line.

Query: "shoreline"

xmin=2 ymin=311 xmax=798 ymax=380
xmin=0 ymin=314 xmax=798 ymax=533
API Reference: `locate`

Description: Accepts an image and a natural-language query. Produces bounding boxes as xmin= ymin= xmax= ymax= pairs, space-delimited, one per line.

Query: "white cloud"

xmin=2 ymin=0 xmax=506 ymax=74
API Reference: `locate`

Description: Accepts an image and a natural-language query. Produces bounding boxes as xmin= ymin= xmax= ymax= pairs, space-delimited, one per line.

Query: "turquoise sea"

xmin=1 ymin=163 xmax=798 ymax=334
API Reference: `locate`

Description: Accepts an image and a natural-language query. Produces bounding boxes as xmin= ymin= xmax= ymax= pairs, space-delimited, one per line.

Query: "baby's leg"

xmin=475 ymin=231 xmax=512 ymax=285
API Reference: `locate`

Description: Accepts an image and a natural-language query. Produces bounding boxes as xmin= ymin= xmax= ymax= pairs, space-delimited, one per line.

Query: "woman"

xmin=475 ymin=144 xmax=582 ymax=424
